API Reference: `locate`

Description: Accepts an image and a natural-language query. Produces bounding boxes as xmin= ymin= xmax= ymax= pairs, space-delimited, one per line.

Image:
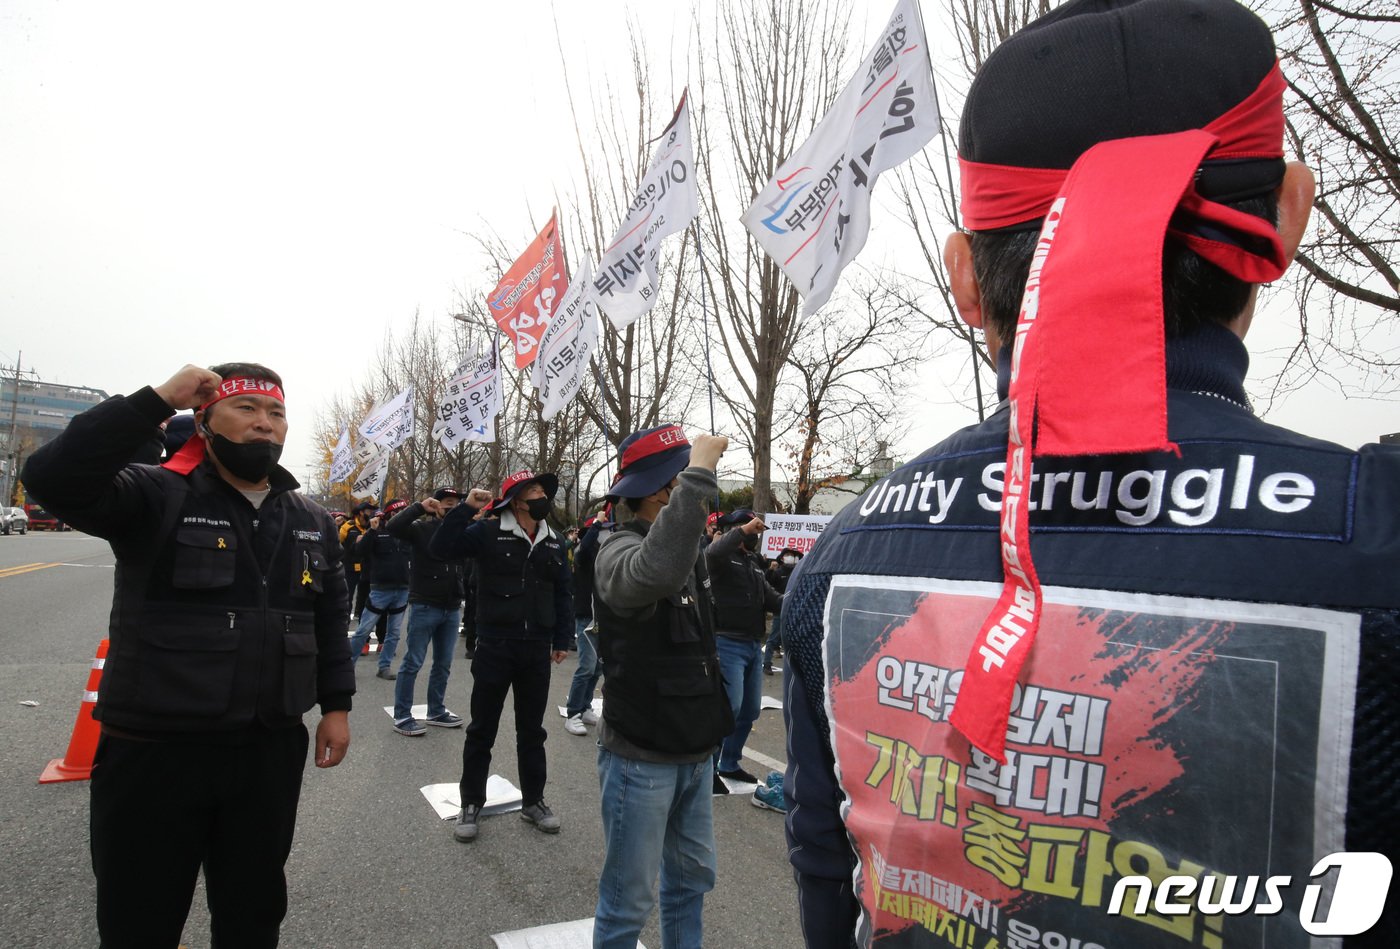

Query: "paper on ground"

xmin=556 ymin=697 xmax=603 ymax=718
xmin=491 ymin=917 xmax=646 ymax=949
xmin=420 ymin=775 xmax=522 ymax=820
xmin=761 ymin=695 xmax=782 ymax=711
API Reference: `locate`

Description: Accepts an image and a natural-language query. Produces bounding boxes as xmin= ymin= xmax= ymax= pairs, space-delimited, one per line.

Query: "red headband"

xmin=947 ymin=66 xmax=1291 ymax=762
xmin=620 ymin=424 xmax=689 ymax=470
xmin=958 ymin=64 xmax=1287 ymax=231
xmin=161 ymin=376 xmax=286 ymax=475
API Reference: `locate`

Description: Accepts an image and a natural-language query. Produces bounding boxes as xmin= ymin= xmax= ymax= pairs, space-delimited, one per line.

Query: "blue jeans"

xmin=594 ymin=748 xmax=715 ymax=949
xmin=393 ymin=603 xmax=461 ymax=721
xmin=762 ymin=615 xmax=783 ymax=665
xmin=565 ymin=618 xmax=602 ymax=717
xmin=715 ymin=636 xmax=763 ymax=773
xmin=348 ymin=585 xmax=408 ymax=670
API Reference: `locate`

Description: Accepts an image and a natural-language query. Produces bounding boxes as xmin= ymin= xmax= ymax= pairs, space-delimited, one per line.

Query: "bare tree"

xmin=1255 ymin=0 xmax=1399 ymax=397
xmin=694 ymin=0 xmax=854 ymax=510
xmin=555 ymin=29 xmax=707 ymax=459
xmin=890 ymin=0 xmax=1053 ymax=422
xmin=778 ymin=277 xmax=920 ymax=513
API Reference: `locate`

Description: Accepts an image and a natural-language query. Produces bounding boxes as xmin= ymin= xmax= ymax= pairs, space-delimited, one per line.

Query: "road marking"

xmin=743 ymin=747 xmax=786 ymax=776
xmin=0 ymin=562 xmax=61 ymax=579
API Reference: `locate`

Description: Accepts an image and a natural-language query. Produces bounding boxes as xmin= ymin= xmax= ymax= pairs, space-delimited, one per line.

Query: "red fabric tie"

xmin=949 ymin=119 xmax=1290 ymax=761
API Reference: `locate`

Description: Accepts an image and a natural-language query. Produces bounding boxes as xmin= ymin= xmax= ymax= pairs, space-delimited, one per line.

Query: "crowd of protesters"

xmin=20 ymin=0 xmax=1400 ymax=945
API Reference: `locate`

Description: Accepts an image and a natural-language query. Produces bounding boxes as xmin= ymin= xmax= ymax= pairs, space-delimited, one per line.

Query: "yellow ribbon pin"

xmin=217 ymin=537 xmax=226 ymax=549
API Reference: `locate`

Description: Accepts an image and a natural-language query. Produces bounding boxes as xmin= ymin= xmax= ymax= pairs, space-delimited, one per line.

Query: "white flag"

xmin=352 ymin=438 xmax=379 ymax=468
xmin=594 ymin=91 xmax=699 ymax=330
xmin=329 ymin=427 xmax=354 ymax=484
xmin=741 ymin=0 xmax=938 ymax=315
xmin=359 ymin=386 xmax=415 ymax=450
xmin=350 ymin=449 xmax=390 ymax=500
xmin=532 ymin=260 xmax=602 ymax=421
xmin=439 ymin=414 xmax=495 ymax=451
xmin=432 ymin=344 xmax=501 ymax=448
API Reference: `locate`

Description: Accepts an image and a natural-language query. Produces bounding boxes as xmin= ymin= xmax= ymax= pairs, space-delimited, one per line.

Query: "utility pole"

xmin=3 ymin=352 xmax=22 ymax=506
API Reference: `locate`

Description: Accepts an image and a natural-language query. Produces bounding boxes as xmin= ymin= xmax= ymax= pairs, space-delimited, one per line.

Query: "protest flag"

xmin=359 ymin=386 xmax=415 ymax=450
xmin=487 ymin=212 xmax=567 ymax=369
xmin=594 ymin=91 xmax=700 ymax=330
xmin=433 ymin=342 xmax=502 ymax=449
xmin=533 ymin=259 xmax=602 ymax=421
xmin=329 ymin=427 xmax=354 ymax=484
xmin=741 ymin=0 xmax=938 ymax=315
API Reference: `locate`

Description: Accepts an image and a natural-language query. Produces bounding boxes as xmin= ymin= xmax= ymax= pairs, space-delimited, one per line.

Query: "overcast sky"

xmin=2 ymin=1 xmax=1394 ymax=489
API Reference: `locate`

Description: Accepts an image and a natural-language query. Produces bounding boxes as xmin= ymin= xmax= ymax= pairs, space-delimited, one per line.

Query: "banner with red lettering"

xmin=487 ymin=212 xmax=567 ymax=369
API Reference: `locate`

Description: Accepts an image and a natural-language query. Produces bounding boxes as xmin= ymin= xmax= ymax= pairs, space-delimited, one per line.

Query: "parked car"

xmin=22 ymin=504 xmax=65 ymax=531
xmin=1 ymin=506 xmax=28 ymax=535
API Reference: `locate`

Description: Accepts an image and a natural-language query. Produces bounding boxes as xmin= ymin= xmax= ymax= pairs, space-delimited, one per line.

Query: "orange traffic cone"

xmin=39 ymin=639 xmax=108 ymax=784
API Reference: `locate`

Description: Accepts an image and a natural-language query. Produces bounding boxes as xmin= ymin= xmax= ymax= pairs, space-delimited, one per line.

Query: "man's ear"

xmin=943 ymin=232 xmax=984 ymax=330
xmin=1277 ymin=160 xmax=1315 ymax=268
xmin=194 ymin=408 xmax=212 ymax=439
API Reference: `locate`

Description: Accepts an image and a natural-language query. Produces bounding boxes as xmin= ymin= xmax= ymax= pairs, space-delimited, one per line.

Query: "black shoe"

xmin=454 ymin=804 xmax=481 ymax=842
xmin=713 ymin=772 xmax=729 ymax=796
xmin=763 ymin=664 xmax=775 ymax=676
xmin=376 ymin=667 xmax=396 ymax=680
xmin=719 ymin=767 xmax=759 ymax=784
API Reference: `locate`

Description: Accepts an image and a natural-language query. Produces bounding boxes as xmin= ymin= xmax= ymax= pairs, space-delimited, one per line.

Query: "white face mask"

xmin=783 ymin=556 xmax=798 ymax=565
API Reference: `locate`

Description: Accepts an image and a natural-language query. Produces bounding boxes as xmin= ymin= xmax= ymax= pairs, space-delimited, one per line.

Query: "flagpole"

xmin=693 ymin=221 xmax=717 ymax=436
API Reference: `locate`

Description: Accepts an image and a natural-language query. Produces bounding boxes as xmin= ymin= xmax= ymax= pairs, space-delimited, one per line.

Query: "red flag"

xmin=486 ymin=211 xmax=567 ymax=369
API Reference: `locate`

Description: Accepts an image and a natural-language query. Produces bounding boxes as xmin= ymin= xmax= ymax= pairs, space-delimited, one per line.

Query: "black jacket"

xmin=356 ymin=525 xmax=411 ymax=587
xmin=22 ymin=386 xmax=354 ymax=737
xmin=429 ymin=504 xmax=573 ymax=650
xmin=573 ymin=524 xmax=606 ymax=619
xmin=386 ymin=502 xmax=465 ymax=608
xmin=705 ymin=527 xmax=783 ymax=641
xmin=784 ymin=327 xmax=1400 ymax=947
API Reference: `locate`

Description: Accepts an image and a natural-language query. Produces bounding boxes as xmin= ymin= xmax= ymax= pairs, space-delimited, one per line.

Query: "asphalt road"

xmin=0 ymin=532 xmax=802 ymax=949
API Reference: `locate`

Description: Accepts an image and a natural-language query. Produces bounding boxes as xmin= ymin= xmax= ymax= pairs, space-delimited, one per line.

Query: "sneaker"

xmin=392 ymin=718 xmax=426 ymax=737
xmin=424 ymin=711 xmax=463 ymax=728
xmin=763 ymin=663 xmax=775 ymax=676
xmin=453 ymin=804 xmax=481 ymax=842
xmin=376 ymin=667 xmax=396 ymax=680
xmin=580 ymin=707 xmax=599 ymax=726
xmin=564 ymin=714 xmax=587 ymax=736
xmin=718 ymin=766 xmax=759 ymax=785
xmin=753 ymin=783 xmax=788 ymax=813
xmin=520 ymin=801 xmax=561 ymax=833
xmin=713 ymin=772 xmax=729 ymax=796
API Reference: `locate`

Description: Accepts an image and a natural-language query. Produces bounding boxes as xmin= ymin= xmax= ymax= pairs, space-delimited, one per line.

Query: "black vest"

xmin=100 ymin=465 xmax=339 ymax=734
xmin=594 ymin=522 xmax=734 ymax=754
xmin=709 ymin=536 xmax=770 ymax=640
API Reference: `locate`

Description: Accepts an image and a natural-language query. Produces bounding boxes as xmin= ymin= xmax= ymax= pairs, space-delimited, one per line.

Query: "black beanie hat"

xmin=960 ymin=0 xmax=1283 ymax=225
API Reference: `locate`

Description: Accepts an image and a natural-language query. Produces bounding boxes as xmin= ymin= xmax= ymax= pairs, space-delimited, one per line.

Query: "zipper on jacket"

xmin=227 ymin=611 xmax=236 ymax=629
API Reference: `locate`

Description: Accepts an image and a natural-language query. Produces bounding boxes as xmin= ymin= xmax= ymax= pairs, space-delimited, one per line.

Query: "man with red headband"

xmin=781 ymin=1 xmax=1399 ymax=946
xmin=23 ymin=362 xmax=354 ymax=947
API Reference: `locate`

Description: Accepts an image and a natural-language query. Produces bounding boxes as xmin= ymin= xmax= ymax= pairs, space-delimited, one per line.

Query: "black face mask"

xmin=742 ymin=533 xmax=760 ymax=552
xmin=207 ymin=432 xmax=283 ymax=483
xmin=525 ymin=497 xmax=552 ymax=521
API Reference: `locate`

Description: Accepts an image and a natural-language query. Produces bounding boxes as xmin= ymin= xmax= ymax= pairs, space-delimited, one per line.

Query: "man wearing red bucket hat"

xmin=589 ymin=424 xmax=734 ymax=949
xmin=780 ymin=1 xmax=1400 ymax=946
xmin=23 ymin=362 xmax=354 ymax=946
xmin=430 ymin=469 xmax=573 ymax=841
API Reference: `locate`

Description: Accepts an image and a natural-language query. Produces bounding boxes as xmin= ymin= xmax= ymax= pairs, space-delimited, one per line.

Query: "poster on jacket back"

xmin=821 ymin=575 xmax=1360 ymax=949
